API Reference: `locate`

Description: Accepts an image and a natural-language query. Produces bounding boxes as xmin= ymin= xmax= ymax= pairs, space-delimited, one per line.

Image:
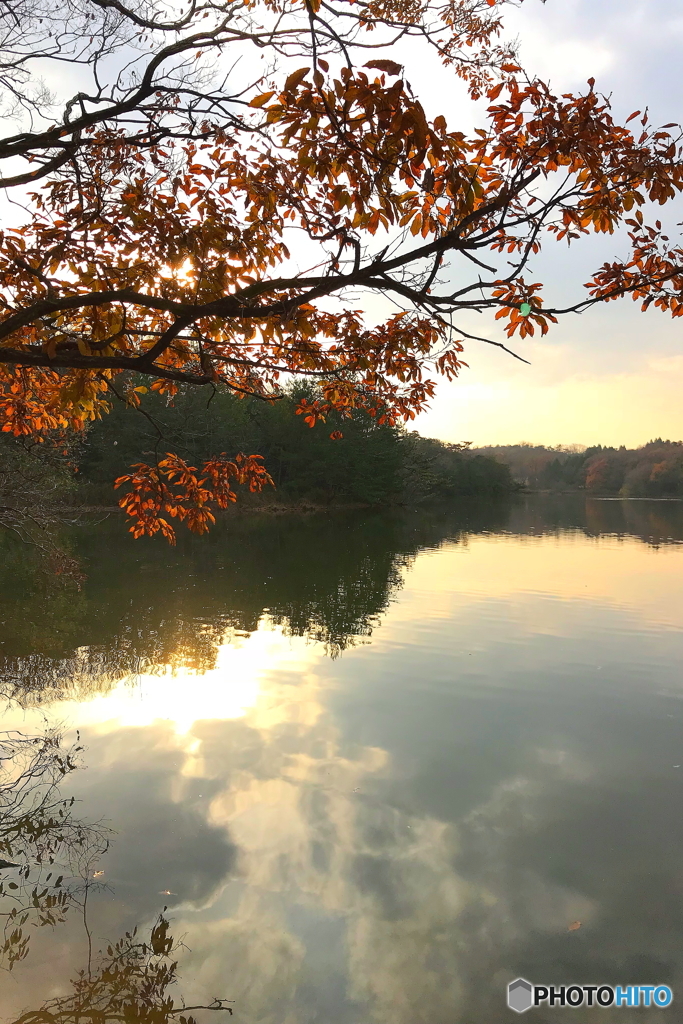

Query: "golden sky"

xmin=415 ymin=346 xmax=683 ymax=449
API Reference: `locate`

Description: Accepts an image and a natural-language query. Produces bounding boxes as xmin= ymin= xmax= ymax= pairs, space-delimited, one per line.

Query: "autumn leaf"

xmin=249 ymin=91 xmax=276 ymax=108
xmin=284 ymin=67 xmax=309 ymax=92
xmin=364 ymin=59 xmax=403 ymax=76
xmin=568 ymin=921 xmax=581 ymax=931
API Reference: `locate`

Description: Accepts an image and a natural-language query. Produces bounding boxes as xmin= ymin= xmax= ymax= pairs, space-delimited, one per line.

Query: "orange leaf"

xmin=249 ymin=91 xmax=276 ymax=108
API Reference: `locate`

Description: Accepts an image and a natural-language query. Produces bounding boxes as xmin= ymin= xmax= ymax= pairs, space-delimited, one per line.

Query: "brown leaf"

xmin=568 ymin=920 xmax=581 ymax=931
xmin=284 ymin=67 xmax=309 ymax=92
xmin=364 ymin=60 xmax=403 ymax=76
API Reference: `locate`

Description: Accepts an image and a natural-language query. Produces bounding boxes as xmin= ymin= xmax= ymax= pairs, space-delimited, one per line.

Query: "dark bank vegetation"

xmin=0 ymin=433 xmax=86 ymax=579
xmin=78 ymin=382 xmax=515 ymax=507
xmin=477 ymin=440 xmax=683 ymax=498
xmin=0 ymin=382 xmax=515 ymax=528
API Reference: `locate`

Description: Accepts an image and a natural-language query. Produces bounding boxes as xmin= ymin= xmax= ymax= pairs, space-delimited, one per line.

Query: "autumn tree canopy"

xmin=1 ymin=0 xmax=682 ymax=538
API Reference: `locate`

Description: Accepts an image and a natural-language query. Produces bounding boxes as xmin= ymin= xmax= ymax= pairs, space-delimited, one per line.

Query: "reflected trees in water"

xmin=0 ymin=728 xmax=110 ymax=969
xmin=0 ymin=731 xmax=230 ymax=1022
xmin=2 ymin=496 xmax=683 ymax=702
xmin=7 ymin=916 xmax=233 ymax=1024
xmin=0 ymin=505 xmax=514 ymax=699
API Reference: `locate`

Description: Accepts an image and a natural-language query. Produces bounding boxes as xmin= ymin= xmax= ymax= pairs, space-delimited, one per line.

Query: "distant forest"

xmin=4 ymin=382 xmax=514 ymax=512
xmin=476 ymin=441 xmax=683 ymax=497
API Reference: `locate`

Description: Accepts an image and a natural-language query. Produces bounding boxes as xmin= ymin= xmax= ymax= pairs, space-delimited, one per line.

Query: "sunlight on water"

xmin=66 ymin=621 xmax=321 ymax=735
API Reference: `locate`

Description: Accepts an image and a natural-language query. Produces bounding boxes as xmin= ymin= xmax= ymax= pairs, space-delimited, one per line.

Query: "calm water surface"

xmin=2 ymin=496 xmax=683 ymax=1022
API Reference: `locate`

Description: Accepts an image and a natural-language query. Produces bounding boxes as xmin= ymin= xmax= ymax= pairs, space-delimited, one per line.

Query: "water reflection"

xmin=0 ymin=502 xmax=516 ymax=701
xmin=2 ymin=495 xmax=682 ymax=703
xmin=5 ymin=914 xmax=234 ymax=1023
xmin=0 ymin=728 xmax=110 ymax=971
xmin=2 ymin=496 xmax=683 ymax=1022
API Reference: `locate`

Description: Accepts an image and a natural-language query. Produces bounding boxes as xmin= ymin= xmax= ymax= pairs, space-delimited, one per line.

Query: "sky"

xmin=412 ymin=0 xmax=683 ymax=448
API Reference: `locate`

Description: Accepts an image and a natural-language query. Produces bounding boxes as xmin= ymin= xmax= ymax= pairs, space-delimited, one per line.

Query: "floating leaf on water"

xmin=568 ymin=920 xmax=581 ymax=931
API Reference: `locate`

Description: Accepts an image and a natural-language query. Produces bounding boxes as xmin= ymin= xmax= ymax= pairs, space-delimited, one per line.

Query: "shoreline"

xmin=71 ymin=492 xmax=683 ymax=519
xmin=523 ymin=490 xmax=683 ymax=501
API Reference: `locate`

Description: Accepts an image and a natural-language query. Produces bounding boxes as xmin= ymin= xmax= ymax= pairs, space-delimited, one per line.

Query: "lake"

xmin=2 ymin=495 xmax=683 ymax=1022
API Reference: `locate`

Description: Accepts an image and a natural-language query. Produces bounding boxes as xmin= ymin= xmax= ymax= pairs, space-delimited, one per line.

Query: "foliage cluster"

xmin=478 ymin=440 xmax=683 ymax=497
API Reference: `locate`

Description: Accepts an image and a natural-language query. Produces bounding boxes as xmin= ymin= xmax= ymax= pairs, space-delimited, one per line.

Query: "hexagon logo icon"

xmin=508 ymin=978 xmax=534 ymax=1013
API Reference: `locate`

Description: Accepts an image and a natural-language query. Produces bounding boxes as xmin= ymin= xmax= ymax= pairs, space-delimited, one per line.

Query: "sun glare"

xmin=5 ymin=619 xmax=325 ymax=740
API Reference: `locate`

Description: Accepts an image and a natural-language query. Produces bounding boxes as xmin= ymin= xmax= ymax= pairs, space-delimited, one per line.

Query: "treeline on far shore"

xmin=5 ymin=382 xmax=516 ymax=511
xmin=477 ymin=440 xmax=683 ymax=497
